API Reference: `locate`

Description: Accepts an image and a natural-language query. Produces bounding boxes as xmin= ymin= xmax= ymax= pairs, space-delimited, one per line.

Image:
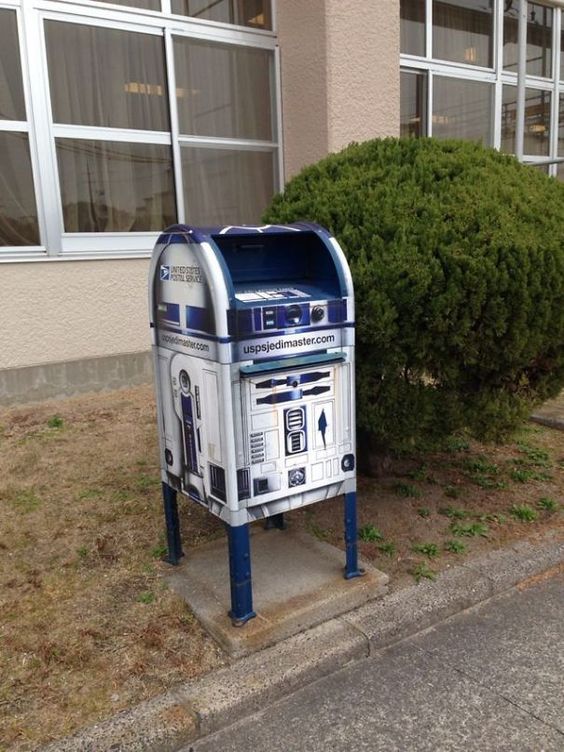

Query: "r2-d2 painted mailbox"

xmin=149 ymin=223 xmax=362 ymax=625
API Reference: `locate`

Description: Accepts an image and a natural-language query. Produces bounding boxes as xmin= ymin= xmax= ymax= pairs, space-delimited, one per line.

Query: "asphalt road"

xmin=189 ymin=570 xmax=564 ymax=752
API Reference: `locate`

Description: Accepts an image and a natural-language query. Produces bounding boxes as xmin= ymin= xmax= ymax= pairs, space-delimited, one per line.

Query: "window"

xmin=0 ymin=9 xmax=40 ymax=248
xmin=400 ymin=1 xmax=564 ymax=176
xmin=433 ymin=1 xmax=494 ymax=68
xmin=0 ymin=1 xmax=277 ymax=258
xmin=171 ymin=1 xmax=272 ymax=29
xmin=400 ymin=70 xmax=427 ymax=137
xmin=433 ymin=77 xmax=492 ymax=144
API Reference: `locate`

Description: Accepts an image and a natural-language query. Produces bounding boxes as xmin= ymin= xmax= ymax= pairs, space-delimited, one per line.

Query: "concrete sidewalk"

xmin=43 ymin=533 xmax=563 ymax=752
xmin=531 ymin=391 xmax=564 ymax=431
xmin=192 ymin=569 xmax=564 ymax=751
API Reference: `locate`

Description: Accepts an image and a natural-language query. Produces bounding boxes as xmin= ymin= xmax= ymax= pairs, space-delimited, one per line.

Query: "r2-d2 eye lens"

xmin=179 ymin=370 xmax=191 ymax=394
xmin=286 ymin=304 xmax=302 ymax=326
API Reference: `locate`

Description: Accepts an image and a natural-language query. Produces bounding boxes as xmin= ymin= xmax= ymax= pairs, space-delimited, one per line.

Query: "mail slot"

xmin=149 ymin=223 xmax=362 ymax=624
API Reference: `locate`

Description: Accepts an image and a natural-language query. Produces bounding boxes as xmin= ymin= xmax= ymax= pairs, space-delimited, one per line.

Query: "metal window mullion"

xmin=492 ymin=0 xmax=505 ymax=149
xmin=550 ymin=9 xmax=562 ymax=175
xmin=51 ymin=124 xmax=172 ymax=144
xmin=427 ymin=70 xmax=433 ymax=137
xmin=0 ymin=120 xmax=29 ymax=133
xmin=177 ymin=135 xmax=278 ymax=150
xmin=426 ymin=0 xmax=433 ymax=60
xmin=161 ymin=0 xmax=172 ymax=14
xmin=274 ymin=43 xmax=284 ymax=189
xmin=24 ymin=6 xmax=63 ymax=255
xmin=165 ymin=29 xmax=186 ymax=224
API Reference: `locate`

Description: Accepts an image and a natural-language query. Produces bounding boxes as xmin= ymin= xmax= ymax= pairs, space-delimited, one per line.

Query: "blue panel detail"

xmin=186 ymin=305 xmax=214 ymax=334
xmin=236 ymin=309 xmax=254 ymax=335
xmin=328 ymin=299 xmax=347 ymax=323
xmin=209 ymin=464 xmax=226 ymax=502
xmin=284 ymin=405 xmax=307 ymax=456
xmin=158 ymin=302 xmax=180 ymax=325
xmin=253 ymin=308 xmax=262 ymax=332
xmin=181 ymin=394 xmax=198 ymax=473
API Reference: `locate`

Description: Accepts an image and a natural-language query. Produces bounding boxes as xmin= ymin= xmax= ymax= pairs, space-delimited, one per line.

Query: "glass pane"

xmin=0 ymin=9 xmax=26 ymax=121
xmin=174 ymin=37 xmax=273 ymax=140
xmin=433 ymin=1 xmax=493 ymax=67
xmin=56 ymin=140 xmax=176 ymax=232
xmin=501 ymin=86 xmax=550 ymax=156
xmin=432 ymin=76 xmax=492 ymax=145
xmin=45 ymin=22 xmax=169 ymax=131
xmin=181 ymin=147 xmax=275 ymax=225
xmin=400 ymin=0 xmax=425 ymax=56
xmin=0 ymin=132 xmax=39 ymax=246
xmin=400 ymin=70 xmax=426 ymax=137
xmin=96 ymin=0 xmax=161 ymax=8
xmin=504 ymin=2 xmax=552 ymax=78
xmin=171 ymin=1 xmax=272 ymax=29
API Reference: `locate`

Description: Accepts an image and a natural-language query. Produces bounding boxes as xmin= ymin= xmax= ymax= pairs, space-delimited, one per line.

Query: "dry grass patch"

xmin=1 ymin=386 xmax=563 ymax=749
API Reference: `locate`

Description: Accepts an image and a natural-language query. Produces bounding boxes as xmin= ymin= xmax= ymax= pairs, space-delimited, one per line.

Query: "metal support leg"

xmin=344 ymin=491 xmax=364 ymax=579
xmin=264 ymin=513 xmax=286 ymax=530
xmin=162 ymin=482 xmax=183 ymax=565
xmin=226 ymin=523 xmax=256 ymax=626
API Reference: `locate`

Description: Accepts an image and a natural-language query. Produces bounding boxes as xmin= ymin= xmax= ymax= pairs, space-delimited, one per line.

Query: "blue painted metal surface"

xmin=162 ymin=482 xmax=183 ymax=565
xmin=226 ymin=524 xmax=256 ymax=625
xmin=344 ymin=491 xmax=364 ymax=579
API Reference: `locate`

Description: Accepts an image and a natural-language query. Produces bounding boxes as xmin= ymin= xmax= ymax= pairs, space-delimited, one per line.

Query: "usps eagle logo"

xmin=160 ymin=265 xmax=171 ymax=281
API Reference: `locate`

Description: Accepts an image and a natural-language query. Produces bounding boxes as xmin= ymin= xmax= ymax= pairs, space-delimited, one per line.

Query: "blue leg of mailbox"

xmin=344 ymin=491 xmax=364 ymax=579
xmin=162 ymin=482 xmax=183 ymax=565
xmin=226 ymin=524 xmax=256 ymax=626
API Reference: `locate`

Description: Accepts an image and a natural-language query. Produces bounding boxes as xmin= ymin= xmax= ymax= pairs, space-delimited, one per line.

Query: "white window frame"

xmin=400 ymin=0 xmax=564 ymax=175
xmin=1 ymin=0 xmax=281 ymax=262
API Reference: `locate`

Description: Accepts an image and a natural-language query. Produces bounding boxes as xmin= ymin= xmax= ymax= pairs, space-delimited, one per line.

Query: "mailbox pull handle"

xmin=256 ymin=385 xmax=330 ymax=405
xmin=255 ymin=370 xmax=329 ymax=389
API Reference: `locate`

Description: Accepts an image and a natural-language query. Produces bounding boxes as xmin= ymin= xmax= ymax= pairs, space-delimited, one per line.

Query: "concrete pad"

xmin=164 ymin=527 xmax=388 ymax=658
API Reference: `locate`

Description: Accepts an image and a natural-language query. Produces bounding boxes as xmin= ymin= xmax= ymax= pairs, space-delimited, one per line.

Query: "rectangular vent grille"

xmin=209 ymin=463 xmax=226 ymax=502
xmin=286 ymin=408 xmax=305 ymax=431
xmin=287 ymin=430 xmax=306 ymax=455
xmin=237 ymin=468 xmax=250 ymax=501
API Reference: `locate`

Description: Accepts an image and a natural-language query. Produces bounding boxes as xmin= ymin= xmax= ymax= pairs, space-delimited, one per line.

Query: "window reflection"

xmin=0 ymin=132 xmax=40 ymax=246
xmin=501 ymin=87 xmax=550 ymax=156
xmin=400 ymin=0 xmax=425 ymax=56
xmin=433 ymin=76 xmax=492 ymax=144
xmin=182 ymin=147 xmax=274 ymax=225
xmin=504 ymin=2 xmax=552 ymax=78
xmin=172 ymin=1 xmax=272 ymax=29
xmin=56 ymin=140 xmax=176 ymax=232
xmin=0 ymin=9 xmax=26 ymax=121
xmin=400 ymin=70 xmax=426 ymax=137
xmin=433 ymin=1 xmax=494 ymax=68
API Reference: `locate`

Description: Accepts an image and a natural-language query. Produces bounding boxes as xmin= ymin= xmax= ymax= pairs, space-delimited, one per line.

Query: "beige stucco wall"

xmin=0 ymin=259 xmax=151 ymax=369
xmin=278 ymin=0 xmax=400 ymax=180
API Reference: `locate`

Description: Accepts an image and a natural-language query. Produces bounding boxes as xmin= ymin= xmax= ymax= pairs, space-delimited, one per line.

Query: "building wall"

xmin=278 ymin=0 xmax=400 ymax=179
xmin=1 ymin=0 xmax=402 ymax=404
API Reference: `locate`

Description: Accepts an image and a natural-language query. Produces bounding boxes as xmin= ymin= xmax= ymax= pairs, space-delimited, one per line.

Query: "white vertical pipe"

xmin=516 ymin=0 xmax=528 ymax=161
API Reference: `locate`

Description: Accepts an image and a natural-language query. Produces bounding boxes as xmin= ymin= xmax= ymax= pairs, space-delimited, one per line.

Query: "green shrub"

xmin=263 ymin=138 xmax=564 ymax=452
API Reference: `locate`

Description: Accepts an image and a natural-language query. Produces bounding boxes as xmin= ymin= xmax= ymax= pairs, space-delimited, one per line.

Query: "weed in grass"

xmin=47 ymin=415 xmax=64 ymax=429
xmin=411 ymin=562 xmax=436 ymax=583
xmin=510 ymin=468 xmax=535 ymax=483
xmin=137 ymin=591 xmax=155 ymax=605
xmin=151 ymin=543 xmax=168 ymax=559
xmin=77 ymin=488 xmax=104 ymax=501
xmin=393 ymin=482 xmax=421 ymax=498
xmin=136 ymin=474 xmax=160 ymax=491
xmin=538 ymin=497 xmax=558 ymax=512
xmin=443 ymin=435 xmax=470 ymax=453
xmin=378 ymin=541 xmax=396 ymax=557
xmin=462 ymin=457 xmax=498 ymax=475
xmin=439 ymin=506 xmax=469 ymax=519
xmin=444 ymin=540 xmax=466 ymax=554
xmin=408 ymin=465 xmax=428 ymax=482
xmin=77 ymin=546 xmax=88 ymax=559
xmin=516 ymin=443 xmax=551 ymax=468
xmin=417 ymin=507 xmax=431 ymax=518
xmin=305 ymin=514 xmax=330 ymax=541
xmin=412 ymin=542 xmax=439 ymax=559
xmin=450 ymin=521 xmax=489 ymax=537
xmin=444 ymin=485 xmax=461 ymax=499
xmin=10 ymin=489 xmax=41 ymax=514
xmin=358 ymin=524 xmax=383 ymax=542
xmin=478 ymin=513 xmax=507 ymax=525
xmin=471 ymin=475 xmax=508 ymax=490
xmin=509 ymin=504 xmax=538 ymax=522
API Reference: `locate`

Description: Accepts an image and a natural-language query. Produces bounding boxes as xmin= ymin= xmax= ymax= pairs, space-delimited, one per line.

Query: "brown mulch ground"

xmin=0 ymin=385 xmax=562 ymax=750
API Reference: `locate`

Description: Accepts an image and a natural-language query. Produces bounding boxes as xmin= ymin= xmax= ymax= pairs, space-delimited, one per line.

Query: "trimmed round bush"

xmin=263 ymin=138 xmax=564 ymax=451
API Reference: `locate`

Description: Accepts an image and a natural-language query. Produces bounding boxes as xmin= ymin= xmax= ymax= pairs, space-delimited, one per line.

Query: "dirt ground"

xmin=0 ymin=385 xmax=562 ymax=750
